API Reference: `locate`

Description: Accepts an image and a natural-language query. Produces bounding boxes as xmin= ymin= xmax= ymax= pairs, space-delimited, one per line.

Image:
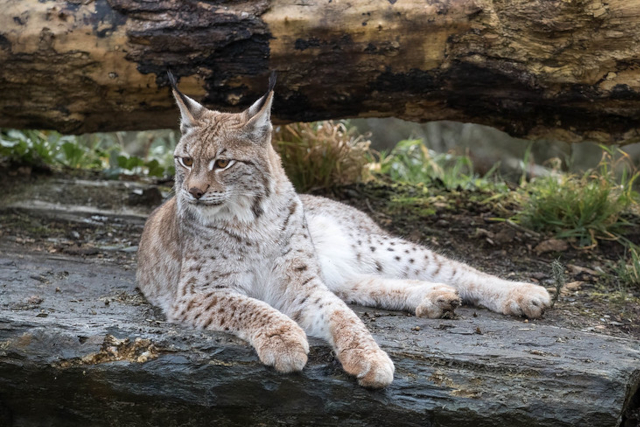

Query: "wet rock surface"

xmin=0 ymin=176 xmax=639 ymax=426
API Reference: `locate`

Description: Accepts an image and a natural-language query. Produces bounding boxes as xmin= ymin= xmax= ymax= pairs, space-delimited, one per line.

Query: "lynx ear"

xmin=168 ymin=71 xmax=205 ymax=130
xmin=245 ymin=71 xmax=276 ymax=140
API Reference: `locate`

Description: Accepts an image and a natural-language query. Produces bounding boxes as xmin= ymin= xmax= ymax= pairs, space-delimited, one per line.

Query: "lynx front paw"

xmin=338 ymin=345 xmax=395 ymax=388
xmin=254 ymin=322 xmax=310 ymax=373
xmin=415 ymin=285 xmax=461 ymax=319
xmin=501 ymin=283 xmax=551 ymax=319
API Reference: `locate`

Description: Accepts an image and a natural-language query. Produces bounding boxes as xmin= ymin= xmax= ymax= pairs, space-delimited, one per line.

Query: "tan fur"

xmin=137 ymin=76 xmax=550 ymax=388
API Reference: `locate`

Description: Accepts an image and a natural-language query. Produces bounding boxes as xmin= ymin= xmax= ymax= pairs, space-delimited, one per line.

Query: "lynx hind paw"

xmin=339 ymin=345 xmax=395 ymax=389
xmin=415 ymin=285 xmax=461 ymax=319
xmin=502 ymin=283 xmax=551 ymax=319
xmin=254 ymin=322 xmax=310 ymax=373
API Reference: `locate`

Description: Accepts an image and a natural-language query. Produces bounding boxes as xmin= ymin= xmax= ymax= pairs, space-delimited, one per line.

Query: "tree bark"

xmin=2 ymin=0 xmax=640 ymax=144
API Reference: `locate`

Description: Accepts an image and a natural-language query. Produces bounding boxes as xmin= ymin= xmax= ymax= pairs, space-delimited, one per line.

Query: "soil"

xmin=1 ymin=171 xmax=639 ymax=341
xmin=316 ymin=182 xmax=640 ymax=340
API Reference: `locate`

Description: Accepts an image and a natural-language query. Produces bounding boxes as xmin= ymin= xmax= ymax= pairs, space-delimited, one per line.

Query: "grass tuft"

xmin=614 ymin=246 xmax=640 ymax=288
xmin=550 ymin=260 xmax=566 ymax=307
xmin=516 ymin=147 xmax=639 ymax=248
xmin=273 ymin=121 xmax=372 ymax=192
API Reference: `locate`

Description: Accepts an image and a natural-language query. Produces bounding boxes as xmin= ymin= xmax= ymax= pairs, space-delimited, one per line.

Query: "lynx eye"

xmin=215 ymin=159 xmax=230 ymax=169
xmin=179 ymin=157 xmax=193 ymax=168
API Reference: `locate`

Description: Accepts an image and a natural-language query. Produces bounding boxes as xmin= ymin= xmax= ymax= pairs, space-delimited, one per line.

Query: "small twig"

xmin=505 ymin=220 xmax=541 ymax=239
xmin=364 ymin=198 xmax=376 ymax=215
xmin=550 ymin=259 xmax=566 ymax=308
xmin=364 ymin=198 xmax=391 ymax=221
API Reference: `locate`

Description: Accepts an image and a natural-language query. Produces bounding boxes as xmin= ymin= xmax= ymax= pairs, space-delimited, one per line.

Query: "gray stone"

xmin=0 ymin=247 xmax=639 ymax=427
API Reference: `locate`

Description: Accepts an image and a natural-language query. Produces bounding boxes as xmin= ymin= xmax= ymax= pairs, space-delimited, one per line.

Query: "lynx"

xmin=136 ymin=73 xmax=551 ymax=388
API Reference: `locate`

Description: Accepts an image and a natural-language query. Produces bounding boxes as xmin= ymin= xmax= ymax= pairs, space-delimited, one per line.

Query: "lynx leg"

xmin=170 ymin=291 xmax=309 ymax=373
xmin=316 ymin=229 xmax=551 ymax=318
xmin=330 ymin=275 xmax=461 ymax=319
xmin=366 ymin=238 xmax=552 ymax=318
xmin=306 ymin=205 xmax=551 ymax=319
xmin=289 ymin=287 xmax=395 ymax=389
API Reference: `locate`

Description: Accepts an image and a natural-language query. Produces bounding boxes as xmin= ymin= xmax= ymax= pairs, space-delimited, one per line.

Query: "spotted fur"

xmin=137 ymin=74 xmax=550 ymax=388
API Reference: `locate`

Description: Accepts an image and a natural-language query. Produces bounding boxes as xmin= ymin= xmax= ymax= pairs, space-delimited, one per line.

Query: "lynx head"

xmin=169 ymin=72 xmax=284 ymax=224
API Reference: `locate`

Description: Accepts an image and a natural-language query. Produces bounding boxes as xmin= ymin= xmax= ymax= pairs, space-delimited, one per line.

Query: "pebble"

xmin=534 ymin=238 xmax=568 ymax=255
xmin=494 ymin=227 xmax=516 ymax=244
xmin=27 ymin=295 xmax=43 ymax=305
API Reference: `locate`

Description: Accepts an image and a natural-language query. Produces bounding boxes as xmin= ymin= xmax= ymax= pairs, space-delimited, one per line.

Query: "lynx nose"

xmin=189 ymin=187 xmax=205 ymax=199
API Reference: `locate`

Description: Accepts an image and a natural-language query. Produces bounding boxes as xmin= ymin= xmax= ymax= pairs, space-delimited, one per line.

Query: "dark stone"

xmin=127 ymin=187 xmax=163 ymax=207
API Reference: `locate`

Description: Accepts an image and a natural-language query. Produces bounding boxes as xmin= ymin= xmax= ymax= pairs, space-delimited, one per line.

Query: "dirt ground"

xmin=317 ymin=182 xmax=640 ymax=340
xmin=1 ymin=171 xmax=639 ymax=341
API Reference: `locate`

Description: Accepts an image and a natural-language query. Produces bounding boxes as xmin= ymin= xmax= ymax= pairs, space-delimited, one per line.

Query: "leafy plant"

xmin=1 ymin=129 xmax=57 ymax=166
xmin=1 ymin=129 xmax=176 ymax=178
xmin=372 ymin=138 xmax=505 ymax=192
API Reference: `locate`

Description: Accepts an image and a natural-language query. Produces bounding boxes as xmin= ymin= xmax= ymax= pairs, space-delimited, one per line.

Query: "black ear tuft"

xmin=167 ymin=70 xmax=206 ymax=129
xmin=250 ymin=71 xmax=277 ymax=116
xmin=268 ymin=71 xmax=277 ymax=93
xmin=167 ymin=70 xmax=179 ymax=91
xmin=167 ymin=71 xmax=194 ymax=112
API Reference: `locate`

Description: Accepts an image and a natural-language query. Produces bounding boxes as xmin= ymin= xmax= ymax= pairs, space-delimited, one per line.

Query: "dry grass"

xmin=273 ymin=121 xmax=373 ymax=192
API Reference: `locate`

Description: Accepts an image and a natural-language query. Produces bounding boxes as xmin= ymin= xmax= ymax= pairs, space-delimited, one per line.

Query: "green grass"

xmin=385 ymin=184 xmax=438 ymax=217
xmin=515 ymin=147 xmax=639 ymax=248
xmin=613 ymin=246 xmax=640 ymax=288
xmin=550 ymin=260 xmax=566 ymax=307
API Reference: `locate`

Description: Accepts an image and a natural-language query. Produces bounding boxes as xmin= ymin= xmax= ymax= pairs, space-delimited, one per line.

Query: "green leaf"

xmin=145 ymin=159 xmax=164 ymax=177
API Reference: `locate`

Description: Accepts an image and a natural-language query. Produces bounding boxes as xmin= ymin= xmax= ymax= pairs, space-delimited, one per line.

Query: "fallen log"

xmin=2 ymin=1 xmax=640 ymax=144
xmin=0 ymin=178 xmax=639 ymax=426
